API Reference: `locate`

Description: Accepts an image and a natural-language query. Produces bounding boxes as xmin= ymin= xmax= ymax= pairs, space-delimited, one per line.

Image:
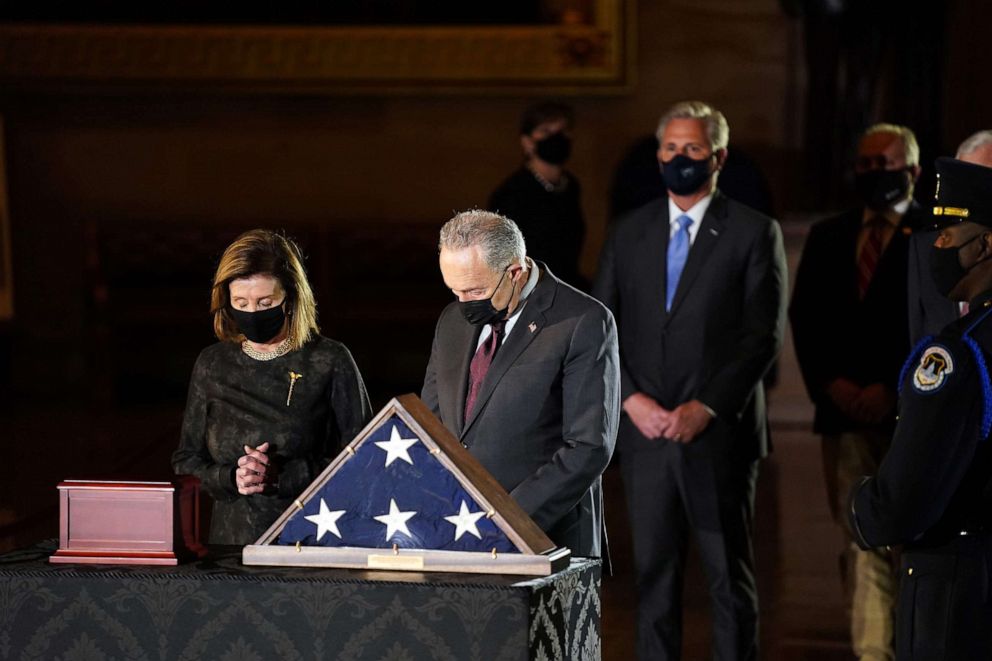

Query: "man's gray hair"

xmin=862 ymin=123 xmax=920 ymax=166
xmin=956 ymin=129 xmax=992 ymax=159
xmin=656 ymin=100 xmax=730 ymax=152
xmin=439 ymin=209 xmax=527 ymax=271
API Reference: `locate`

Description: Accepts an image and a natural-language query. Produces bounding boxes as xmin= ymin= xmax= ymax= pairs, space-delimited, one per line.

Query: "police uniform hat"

xmin=932 ymin=156 xmax=992 ymax=229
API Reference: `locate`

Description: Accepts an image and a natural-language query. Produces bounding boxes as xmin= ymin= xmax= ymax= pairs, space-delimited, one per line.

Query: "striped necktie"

xmin=857 ymin=216 xmax=887 ymax=299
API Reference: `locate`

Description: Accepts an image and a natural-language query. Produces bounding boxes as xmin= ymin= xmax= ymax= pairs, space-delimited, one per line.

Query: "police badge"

xmin=913 ymin=345 xmax=954 ymax=393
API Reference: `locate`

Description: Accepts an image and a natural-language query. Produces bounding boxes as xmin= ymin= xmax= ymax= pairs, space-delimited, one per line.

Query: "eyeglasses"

xmin=855 ymin=155 xmax=892 ymax=171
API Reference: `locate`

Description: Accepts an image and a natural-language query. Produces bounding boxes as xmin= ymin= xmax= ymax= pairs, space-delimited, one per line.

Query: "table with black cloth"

xmin=0 ymin=541 xmax=601 ymax=661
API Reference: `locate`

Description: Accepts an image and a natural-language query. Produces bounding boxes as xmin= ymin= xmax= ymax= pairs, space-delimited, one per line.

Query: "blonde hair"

xmin=863 ymin=123 xmax=920 ymax=166
xmin=656 ymin=100 xmax=730 ymax=152
xmin=210 ymin=229 xmax=318 ymax=349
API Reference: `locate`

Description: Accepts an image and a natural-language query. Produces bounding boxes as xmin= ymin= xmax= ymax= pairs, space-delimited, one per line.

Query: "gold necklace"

xmin=241 ymin=336 xmax=293 ymax=361
xmin=528 ymin=164 xmax=568 ymax=193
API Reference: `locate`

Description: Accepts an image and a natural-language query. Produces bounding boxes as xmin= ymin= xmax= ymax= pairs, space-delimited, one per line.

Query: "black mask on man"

xmin=230 ymin=304 xmax=287 ymax=343
xmin=929 ymin=232 xmax=988 ymax=298
xmin=660 ymin=154 xmax=714 ymax=196
xmin=535 ymin=132 xmax=572 ymax=166
xmin=855 ymin=168 xmax=911 ymax=211
xmin=459 ymin=268 xmax=516 ymax=326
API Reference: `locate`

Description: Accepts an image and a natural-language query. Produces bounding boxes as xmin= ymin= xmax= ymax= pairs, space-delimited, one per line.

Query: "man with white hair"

xmin=422 ymin=209 xmax=619 ymax=558
xmin=594 ymin=100 xmax=787 ymax=660
xmin=908 ymin=129 xmax=992 ymax=344
xmin=791 ymin=122 xmax=928 ymax=661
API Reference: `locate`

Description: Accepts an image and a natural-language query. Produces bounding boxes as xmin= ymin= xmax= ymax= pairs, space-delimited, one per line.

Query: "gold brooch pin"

xmin=287 ymin=371 xmax=303 ymax=406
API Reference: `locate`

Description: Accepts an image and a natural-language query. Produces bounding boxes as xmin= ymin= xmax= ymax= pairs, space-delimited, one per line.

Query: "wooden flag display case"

xmin=244 ymin=394 xmax=571 ymax=576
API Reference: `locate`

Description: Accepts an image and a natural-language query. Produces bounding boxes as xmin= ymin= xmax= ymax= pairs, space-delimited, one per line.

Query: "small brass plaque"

xmin=367 ymin=554 xmax=424 ymax=570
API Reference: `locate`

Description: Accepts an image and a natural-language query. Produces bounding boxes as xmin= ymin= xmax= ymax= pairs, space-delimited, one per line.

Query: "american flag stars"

xmin=279 ymin=416 xmax=516 ymax=553
xmin=373 ymin=426 xmax=419 ymax=467
xmin=373 ymin=498 xmax=418 ymax=540
xmin=303 ymin=498 xmax=345 ymax=541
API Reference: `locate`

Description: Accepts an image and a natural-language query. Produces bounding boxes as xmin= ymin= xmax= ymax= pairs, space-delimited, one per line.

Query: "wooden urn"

xmin=50 ymin=476 xmax=207 ymax=565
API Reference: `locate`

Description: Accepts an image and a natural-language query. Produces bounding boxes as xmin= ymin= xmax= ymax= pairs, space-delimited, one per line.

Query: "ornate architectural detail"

xmin=0 ymin=2 xmax=631 ymax=93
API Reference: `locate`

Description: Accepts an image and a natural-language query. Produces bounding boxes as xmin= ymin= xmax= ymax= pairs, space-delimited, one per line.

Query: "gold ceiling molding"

xmin=0 ymin=3 xmax=633 ymax=94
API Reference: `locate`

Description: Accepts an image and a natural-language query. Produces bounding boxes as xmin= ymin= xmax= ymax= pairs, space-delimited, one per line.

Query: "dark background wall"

xmin=0 ymin=1 xmax=810 ymax=406
xmin=1 ymin=0 xmax=990 ymax=547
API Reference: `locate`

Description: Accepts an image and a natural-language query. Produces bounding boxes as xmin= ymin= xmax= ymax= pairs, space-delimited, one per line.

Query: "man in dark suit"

xmin=908 ymin=129 xmax=992 ymax=345
xmin=790 ymin=123 xmax=925 ymax=661
xmin=850 ymin=157 xmax=992 ymax=661
xmin=593 ymin=101 xmax=788 ymax=660
xmin=421 ymin=209 xmax=619 ymax=557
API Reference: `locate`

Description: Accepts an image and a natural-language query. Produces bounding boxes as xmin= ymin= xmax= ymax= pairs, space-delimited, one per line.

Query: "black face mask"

xmin=855 ymin=168 xmax=911 ymax=211
xmin=459 ymin=268 xmax=516 ymax=326
xmin=534 ymin=132 xmax=572 ymax=166
xmin=660 ymin=154 xmax=714 ymax=195
xmin=929 ymin=232 xmax=992 ymax=298
xmin=229 ymin=303 xmax=287 ymax=343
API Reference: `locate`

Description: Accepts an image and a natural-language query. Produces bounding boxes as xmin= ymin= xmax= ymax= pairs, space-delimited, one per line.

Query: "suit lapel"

xmin=666 ymin=192 xmax=729 ymax=319
xmin=642 ymin=203 xmax=670 ymax=321
xmin=840 ymin=211 xmax=863 ymax=295
xmin=901 ymin=200 xmax=926 ymax=232
xmin=461 ymin=268 xmax=553 ymax=439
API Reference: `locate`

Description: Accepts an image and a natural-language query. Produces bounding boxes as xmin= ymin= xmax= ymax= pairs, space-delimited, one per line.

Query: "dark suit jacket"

xmin=790 ymin=203 xmax=926 ymax=434
xmin=421 ymin=264 xmax=620 ymax=557
xmin=593 ymin=190 xmax=787 ymax=463
xmin=907 ymin=228 xmax=959 ymax=346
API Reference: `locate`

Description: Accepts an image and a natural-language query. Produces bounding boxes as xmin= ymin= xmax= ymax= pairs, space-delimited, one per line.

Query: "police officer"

xmin=849 ymin=156 xmax=992 ymax=660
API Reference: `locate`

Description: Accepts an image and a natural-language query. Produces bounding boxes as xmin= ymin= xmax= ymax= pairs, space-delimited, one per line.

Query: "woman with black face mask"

xmin=172 ymin=229 xmax=372 ymax=545
xmin=488 ymin=101 xmax=588 ymax=291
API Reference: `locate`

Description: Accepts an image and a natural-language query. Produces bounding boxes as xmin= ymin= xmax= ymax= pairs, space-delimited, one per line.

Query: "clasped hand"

xmin=623 ymin=393 xmax=714 ymax=443
xmin=236 ymin=441 xmax=278 ymax=495
xmin=826 ymin=378 xmax=896 ymax=425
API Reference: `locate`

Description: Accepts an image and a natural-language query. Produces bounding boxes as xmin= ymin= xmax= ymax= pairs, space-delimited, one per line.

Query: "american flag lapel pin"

xmin=528 ymin=322 xmax=537 ymax=333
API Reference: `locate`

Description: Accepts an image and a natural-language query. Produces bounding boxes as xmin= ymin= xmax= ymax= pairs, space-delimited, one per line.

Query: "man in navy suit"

xmin=790 ymin=123 xmax=927 ymax=660
xmin=594 ymin=101 xmax=787 ymax=660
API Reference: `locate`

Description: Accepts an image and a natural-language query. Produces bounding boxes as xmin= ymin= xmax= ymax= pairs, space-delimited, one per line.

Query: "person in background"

xmin=790 ymin=123 xmax=925 ymax=661
xmin=908 ymin=129 xmax=992 ymax=345
xmin=594 ymin=100 xmax=787 ymax=661
xmin=173 ymin=229 xmax=372 ymax=545
xmin=489 ymin=101 xmax=587 ymax=290
xmin=609 ymin=134 xmax=775 ymax=221
xmin=850 ymin=157 xmax=992 ymax=660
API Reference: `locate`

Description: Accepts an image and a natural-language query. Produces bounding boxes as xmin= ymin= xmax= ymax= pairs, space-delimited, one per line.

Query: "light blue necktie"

xmin=666 ymin=214 xmax=693 ymax=311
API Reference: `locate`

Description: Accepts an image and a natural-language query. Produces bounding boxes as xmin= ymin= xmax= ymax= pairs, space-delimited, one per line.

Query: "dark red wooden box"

xmin=50 ymin=476 xmax=206 ymax=565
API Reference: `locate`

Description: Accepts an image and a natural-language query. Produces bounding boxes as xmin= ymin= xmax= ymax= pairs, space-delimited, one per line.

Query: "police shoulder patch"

xmin=913 ymin=345 xmax=955 ymax=393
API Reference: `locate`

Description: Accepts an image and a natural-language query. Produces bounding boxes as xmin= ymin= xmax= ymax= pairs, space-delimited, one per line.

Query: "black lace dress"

xmin=172 ymin=337 xmax=373 ymax=545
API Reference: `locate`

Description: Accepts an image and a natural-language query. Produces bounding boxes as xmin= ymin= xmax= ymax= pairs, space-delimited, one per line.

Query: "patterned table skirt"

xmin=0 ymin=541 xmax=600 ymax=660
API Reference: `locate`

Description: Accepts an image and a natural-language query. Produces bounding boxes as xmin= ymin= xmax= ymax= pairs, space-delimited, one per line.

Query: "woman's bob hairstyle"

xmin=211 ymin=229 xmax=318 ymax=349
